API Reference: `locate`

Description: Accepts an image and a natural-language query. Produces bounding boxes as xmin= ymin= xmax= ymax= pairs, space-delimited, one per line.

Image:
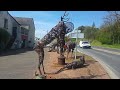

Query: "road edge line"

xmin=92 ymin=48 xmax=120 ymax=55
xmin=77 ymin=49 xmax=119 ymax=79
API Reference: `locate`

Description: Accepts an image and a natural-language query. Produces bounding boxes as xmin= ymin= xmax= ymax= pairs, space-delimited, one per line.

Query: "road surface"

xmin=0 ymin=49 xmax=38 ymax=79
xmin=77 ymin=46 xmax=120 ymax=79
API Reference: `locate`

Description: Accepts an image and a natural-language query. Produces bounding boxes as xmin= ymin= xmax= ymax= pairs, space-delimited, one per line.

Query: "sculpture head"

xmin=37 ymin=41 xmax=44 ymax=47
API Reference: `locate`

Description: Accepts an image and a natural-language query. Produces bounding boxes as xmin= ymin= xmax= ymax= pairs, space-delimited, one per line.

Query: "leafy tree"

xmin=78 ymin=26 xmax=85 ymax=32
xmin=0 ymin=28 xmax=11 ymax=50
xmin=77 ymin=23 xmax=99 ymax=42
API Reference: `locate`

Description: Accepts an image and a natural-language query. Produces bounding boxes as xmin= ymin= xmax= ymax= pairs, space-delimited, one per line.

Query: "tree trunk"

xmin=113 ymin=35 xmax=115 ymax=44
xmin=118 ymin=36 xmax=120 ymax=44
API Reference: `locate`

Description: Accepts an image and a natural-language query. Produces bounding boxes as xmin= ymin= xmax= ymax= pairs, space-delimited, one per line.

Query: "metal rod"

xmin=75 ymin=29 xmax=78 ymax=61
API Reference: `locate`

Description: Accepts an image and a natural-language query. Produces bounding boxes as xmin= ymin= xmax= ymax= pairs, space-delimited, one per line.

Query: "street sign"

xmin=69 ymin=32 xmax=84 ymax=38
xmin=68 ymin=30 xmax=84 ymax=61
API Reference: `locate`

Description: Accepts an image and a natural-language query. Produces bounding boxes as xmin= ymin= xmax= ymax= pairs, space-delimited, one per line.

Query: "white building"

xmin=0 ymin=11 xmax=35 ymax=49
xmin=14 ymin=17 xmax=35 ymax=48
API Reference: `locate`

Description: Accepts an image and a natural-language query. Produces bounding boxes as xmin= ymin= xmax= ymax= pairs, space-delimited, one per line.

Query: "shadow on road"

xmin=0 ymin=48 xmax=34 ymax=57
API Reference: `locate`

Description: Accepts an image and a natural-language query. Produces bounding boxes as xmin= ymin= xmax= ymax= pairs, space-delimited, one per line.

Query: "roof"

xmin=7 ymin=12 xmax=21 ymax=25
xmin=14 ymin=17 xmax=34 ymax=25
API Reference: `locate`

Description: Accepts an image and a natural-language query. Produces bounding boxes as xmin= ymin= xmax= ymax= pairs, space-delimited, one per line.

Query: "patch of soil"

xmin=34 ymin=48 xmax=110 ymax=79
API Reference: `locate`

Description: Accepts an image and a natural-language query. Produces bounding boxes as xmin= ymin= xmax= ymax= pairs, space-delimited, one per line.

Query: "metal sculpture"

xmin=65 ymin=41 xmax=76 ymax=59
xmin=55 ymin=56 xmax=85 ymax=74
xmin=34 ymin=42 xmax=45 ymax=75
xmin=34 ymin=11 xmax=74 ymax=75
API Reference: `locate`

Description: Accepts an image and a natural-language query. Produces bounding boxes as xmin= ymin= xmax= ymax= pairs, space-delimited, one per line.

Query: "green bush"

xmin=0 ymin=28 xmax=11 ymax=50
xmin=91 ymin=40 xmax=102 ymax=46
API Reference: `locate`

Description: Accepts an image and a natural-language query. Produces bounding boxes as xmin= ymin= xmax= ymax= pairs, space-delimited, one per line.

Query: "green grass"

xmin=75 ymin=52 xmax=95 ymax=61
xmin=91 ymin=40 xmax=120 ymax=49
xmin=101 ymin=44 xmax=120 ymax=49
xmin=65 ymin=52 xmax=95 ymax=63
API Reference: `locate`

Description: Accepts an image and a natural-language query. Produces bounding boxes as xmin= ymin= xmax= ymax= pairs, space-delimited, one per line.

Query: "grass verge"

xmin=65 ymin=51 xmax=96 ymax=63
xmin=91 ymin=40 xmax=120 ymax=49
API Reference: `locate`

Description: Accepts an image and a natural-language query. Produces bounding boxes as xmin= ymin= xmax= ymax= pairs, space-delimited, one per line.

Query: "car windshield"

xmin=82 ymin=42 xmax=89 ymax=44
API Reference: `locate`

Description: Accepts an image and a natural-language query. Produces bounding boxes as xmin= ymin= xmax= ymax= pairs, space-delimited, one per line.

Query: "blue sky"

xmin=9 ymin=11 xmax=107 ymax=39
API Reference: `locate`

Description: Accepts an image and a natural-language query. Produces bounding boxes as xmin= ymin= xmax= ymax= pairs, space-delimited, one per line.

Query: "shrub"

xmin=0 ymin=28 xmax=11 ymax=50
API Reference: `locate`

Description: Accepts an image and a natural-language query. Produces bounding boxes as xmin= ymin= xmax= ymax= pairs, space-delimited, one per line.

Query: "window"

xmin=21 ymin=29 xmax=24 ymax=34
xmin=82 ymin=42 xmax=89 ymax=44
xmin=24 ymin=25 xmax=29 ymax=29
xmin=4 ymin=19 xmax=8 ymax=29
xmin=21 ymin=25 xmax=29 ymax=30
xmin=12 ymin=27 xmax=17 ymax=38
xmin=24 ymin=30 xmax=29 ymax=35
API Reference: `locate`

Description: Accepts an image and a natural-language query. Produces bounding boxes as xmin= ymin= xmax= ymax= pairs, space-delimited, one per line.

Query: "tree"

xmin=0 ymin=28 xmax=11 ymax=50
xmin=77 ymin=23 xmax=99 ymax=42
xmin=92 ymin=22 xmax=95 ymax=28
xmin=102 ymin=11 xmax=120 ymax=44
xmin=78 ymin=26 xmax=85 ymax=32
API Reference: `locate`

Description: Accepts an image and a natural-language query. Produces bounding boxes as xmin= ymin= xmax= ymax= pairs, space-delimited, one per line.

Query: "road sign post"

xmin=75 ymin=29 xmax=78 ymax=61
xmin=68 ymin=30 xmax=84 ymax=61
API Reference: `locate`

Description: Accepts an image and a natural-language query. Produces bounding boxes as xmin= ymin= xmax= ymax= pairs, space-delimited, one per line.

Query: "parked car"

xmin=79 ymin=41 xmax=91 ymax=49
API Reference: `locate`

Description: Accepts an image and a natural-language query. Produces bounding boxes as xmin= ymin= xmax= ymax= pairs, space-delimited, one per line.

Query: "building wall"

xmin=10 ymin=15 xmax=21 ymax=49
xmin=0 ymin=11 xmax=13 ymax=35
xmin=14 ymin=17 xmax=35 ymax=48
xmin=28 ymin=18 xmax=35 ymax=48
xmin=0 ymin=11 xmax=21 ymax=49
xmin=0 ymin=11 xmax=35 ymax=49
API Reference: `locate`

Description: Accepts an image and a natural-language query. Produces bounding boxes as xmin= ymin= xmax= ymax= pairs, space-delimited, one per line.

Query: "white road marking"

xmin=93 ymin=48 xmax=120 ymax=55
xmin=77 ymin=49 xmax=119 ymax=79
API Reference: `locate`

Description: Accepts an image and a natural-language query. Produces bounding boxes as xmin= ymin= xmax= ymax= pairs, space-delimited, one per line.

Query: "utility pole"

xmin=75 ymin=29 xmax=78 ymax=61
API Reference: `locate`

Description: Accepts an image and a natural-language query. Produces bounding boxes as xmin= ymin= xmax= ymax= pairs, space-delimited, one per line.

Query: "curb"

xmin=77 ymin=49 xmax=119 ymax=79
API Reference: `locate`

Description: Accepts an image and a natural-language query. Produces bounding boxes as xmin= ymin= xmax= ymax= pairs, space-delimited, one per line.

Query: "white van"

xmin=79 ymin=41 xmax=91 ymax=49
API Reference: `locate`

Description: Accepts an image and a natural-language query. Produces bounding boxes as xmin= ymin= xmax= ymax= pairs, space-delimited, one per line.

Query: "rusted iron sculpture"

xmin=55 ymin=56 xmax=85 ymax=74
xmin=34 ymin=42 xmax=46 ymax=75
xmin=65 ymin=41 xmax=76 ymax=59
xmin=34 ymin=11 xmax=74 ymax=76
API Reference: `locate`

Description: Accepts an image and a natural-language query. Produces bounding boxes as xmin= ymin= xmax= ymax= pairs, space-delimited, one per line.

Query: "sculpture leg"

xmin=57 ymin=46 xmax=60 ymax=54
xmin=67 ymin=49 xmax=70 ymax=59
xmin=66 ymin=50 xmax=68 ymax=59
xmin=38 ymin=64 xmax=42 ymax=75
xmin=42 ymin=62 xmax=46 ymax=74
xmin=71 ymin=49 xmax=73 ymax=58
xmin=38 ymin=56 xmax=43 ymax=75
xmin=55 ymin=67 xmax=65 ymax=74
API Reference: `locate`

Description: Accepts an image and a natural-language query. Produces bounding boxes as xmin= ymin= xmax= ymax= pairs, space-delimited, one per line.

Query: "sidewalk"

xmin=0 ymin=48 xmax=33 ymax=57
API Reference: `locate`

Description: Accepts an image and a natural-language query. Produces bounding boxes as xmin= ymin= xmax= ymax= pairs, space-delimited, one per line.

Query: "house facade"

xmin=14 ymin=17 xmax=35 ymax=48
xmin=0 ymin=11 xmax=35 ymax=49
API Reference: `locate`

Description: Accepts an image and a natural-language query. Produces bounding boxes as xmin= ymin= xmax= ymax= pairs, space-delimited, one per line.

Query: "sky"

xmin=9 ymin=11 xmax=108 ymax=39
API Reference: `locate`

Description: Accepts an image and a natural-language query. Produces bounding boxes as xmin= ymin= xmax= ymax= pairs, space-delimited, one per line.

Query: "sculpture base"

xmin=58 ymin=56 xmax=65 ymax=65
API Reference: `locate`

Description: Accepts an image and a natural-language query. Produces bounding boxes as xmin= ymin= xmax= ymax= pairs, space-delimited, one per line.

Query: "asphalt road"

xmin=0 ymin=49 xmax=38 ymax=79
xmin=77 ymin=46 xmax=120 ymax=79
